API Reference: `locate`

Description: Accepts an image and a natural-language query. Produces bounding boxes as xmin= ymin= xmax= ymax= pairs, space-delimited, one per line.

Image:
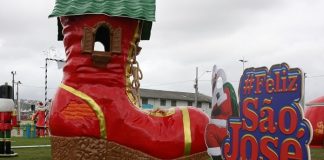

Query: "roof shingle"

xmin=49 ymin=0 xmax=156 ymax=22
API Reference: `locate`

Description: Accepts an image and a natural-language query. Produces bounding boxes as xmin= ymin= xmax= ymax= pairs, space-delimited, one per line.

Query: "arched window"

xmin=94 ymin=25 xmax=110 ymax=52
xmin=81 ymin=22 xmax=122 ymax=68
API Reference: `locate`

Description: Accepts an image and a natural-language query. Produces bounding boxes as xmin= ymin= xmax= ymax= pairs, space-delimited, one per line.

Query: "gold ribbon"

xmin=60 ymin=84 xmax=107 ymax=139
xmin=180 ymin=107 xmax=192 ymax=155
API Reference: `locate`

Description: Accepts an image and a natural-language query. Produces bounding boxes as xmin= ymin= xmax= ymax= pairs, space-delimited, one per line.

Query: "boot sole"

xmin=51 ymin=136 xmax=209 ymax=160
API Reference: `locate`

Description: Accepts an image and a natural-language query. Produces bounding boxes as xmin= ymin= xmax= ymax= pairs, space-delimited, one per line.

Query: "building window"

xmin=197 ymin=102 xmax=202 ymax=108
xmin=160 ymin=99 xmax=166 ymax=106
xmin=171 ymin=100 xmax=177 ymax=106
xmin=142 ymin=98 xmax=148 ymax=105
xmin=188 ymin=101 xmax=193 ymax=106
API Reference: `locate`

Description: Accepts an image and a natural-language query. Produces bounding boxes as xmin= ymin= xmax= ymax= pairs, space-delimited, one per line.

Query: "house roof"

xmin=49 ymin=0 xmax=156 ymax=22
xmin=140 ymin=89 xmax=212 ymax=103
xmin=49 ymin=0 xmax=155 ymax=40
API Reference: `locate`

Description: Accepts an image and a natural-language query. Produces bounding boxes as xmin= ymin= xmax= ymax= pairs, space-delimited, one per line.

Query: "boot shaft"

xmin=60 ymin=15 xmax=140 ymax=87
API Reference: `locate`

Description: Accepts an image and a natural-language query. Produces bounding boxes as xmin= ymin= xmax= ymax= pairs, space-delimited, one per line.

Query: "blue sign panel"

xmin=222 ymin=63 xmax=312 ymax=160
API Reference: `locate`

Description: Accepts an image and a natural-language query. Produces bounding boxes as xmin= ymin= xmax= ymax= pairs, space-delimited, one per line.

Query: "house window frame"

xmin=142 ymin=98 xmax=148 ymax=105
xmin=197 ymin=102 xmax=202 ymax=108
xmin=171 ymin=100 xmax=177 ymax=106
xmin=160 ymin=99 xmax=166 ymax=106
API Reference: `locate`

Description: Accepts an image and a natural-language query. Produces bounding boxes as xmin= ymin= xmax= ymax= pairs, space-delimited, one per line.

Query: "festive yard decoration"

xmin=0 ymin=84 xmax=18 ymax=156
xmin=48 ymin=0 xmax=209 ymax=159
xmin=32 ymin=102 xmax=48 ymax=137
xmin=205 ymin=66 xmax=239 ymax=160
xmin=222 ymin=63 xmax=312 ymax=160
xmin=305 ymin=96 xmax=324 ymax=147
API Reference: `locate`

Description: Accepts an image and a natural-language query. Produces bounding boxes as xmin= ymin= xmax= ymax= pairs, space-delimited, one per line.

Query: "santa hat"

xmin=36 ymin=102 xmax=47 ymax=111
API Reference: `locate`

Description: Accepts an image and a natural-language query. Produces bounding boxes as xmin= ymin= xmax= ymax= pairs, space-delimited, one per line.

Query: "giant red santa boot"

xmin=48 ymin=3 xmax=209 ymax=158
xmin=205 ymin=66 xmax=239 ymax=160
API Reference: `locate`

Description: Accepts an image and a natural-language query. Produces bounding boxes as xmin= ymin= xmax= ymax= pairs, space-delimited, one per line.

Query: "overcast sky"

xmin=1 ymin=0 xmax=324 ymax=104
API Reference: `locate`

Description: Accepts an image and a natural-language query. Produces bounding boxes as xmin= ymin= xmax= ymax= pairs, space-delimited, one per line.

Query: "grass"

xmin=9 ymin=137 xmax=51 ymax=160
xmin=311 ymin=147 xmax=324 ymax=160
xmin=2 ymin=137 xmax=324 ymax=159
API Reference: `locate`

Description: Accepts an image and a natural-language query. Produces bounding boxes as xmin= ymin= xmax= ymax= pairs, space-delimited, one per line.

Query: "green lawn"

xmin=2 ymin=137 xmax=324 ymax=159
xmin=9 ymin=137 xmax=51 ymax=160
xmin=311 ymin=147 xmax=324 ymax=160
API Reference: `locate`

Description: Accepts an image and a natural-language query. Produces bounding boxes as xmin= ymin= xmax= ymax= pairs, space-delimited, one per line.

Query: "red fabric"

xmin=205 ymin=124 xmax=227 ymax=148
xmin=33 ymin=110 xmax=46 ymax=127
xmin=0 ymin=112 xmax=13 ymax=130
xmin=49 ymin=15 xmax=209 ymax=159
xmin=36 ymin=127 xmax=46 ymax=137
xmin=212 ymin=87 xmax=233 ymax=120
xmin=11 ymin=114 xmax=17 ymax=127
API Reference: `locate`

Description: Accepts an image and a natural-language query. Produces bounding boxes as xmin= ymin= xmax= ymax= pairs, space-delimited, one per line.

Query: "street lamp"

xmin=15 ymin=81 xmax=22 ymax=121
xmin=239 ymin=58 xmax=248 ymax=72
xmin=11 ymin=71 xmax=16 ymax=102
xmin=194 ymin=67 xmax=211 ymax=107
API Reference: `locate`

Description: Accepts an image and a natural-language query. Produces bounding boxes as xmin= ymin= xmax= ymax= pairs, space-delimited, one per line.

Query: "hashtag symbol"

xmin=243 ymin=75 xmax=254 ymax=95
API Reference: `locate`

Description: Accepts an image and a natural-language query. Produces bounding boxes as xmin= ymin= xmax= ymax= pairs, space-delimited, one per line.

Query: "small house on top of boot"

xmin=49 ymin=0 xmax=155 ymax=67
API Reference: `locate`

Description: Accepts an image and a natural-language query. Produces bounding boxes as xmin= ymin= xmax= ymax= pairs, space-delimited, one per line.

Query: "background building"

xmin=140 ymin=89 xmax=212 ymax=115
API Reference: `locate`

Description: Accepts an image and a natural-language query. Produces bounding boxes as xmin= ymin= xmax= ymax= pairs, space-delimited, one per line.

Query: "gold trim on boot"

xmin=60 ymin=84 xmax=107 ymax=139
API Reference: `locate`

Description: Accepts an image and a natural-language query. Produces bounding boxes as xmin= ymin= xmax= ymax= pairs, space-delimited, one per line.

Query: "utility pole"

xmin=15 ymin=81 xmax=22 ymax=121
xmin=193 ymin=67 xmax=211 ymax=107
xmin=239 ymin=58 xmax=248 ymax=72
xmin=11 ymin=71 xmax=16 ymax=103
xmin=194 ymin=67 xmax=198 ymax=107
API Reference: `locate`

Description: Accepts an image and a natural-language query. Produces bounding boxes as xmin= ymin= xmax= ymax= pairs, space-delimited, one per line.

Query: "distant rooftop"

xmin=140 ymin=88 xmax=211 ymax=103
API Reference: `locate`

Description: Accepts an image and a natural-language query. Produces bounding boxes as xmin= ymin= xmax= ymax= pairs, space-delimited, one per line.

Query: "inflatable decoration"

xmin=32 ymin=102 xmax=48 ymax=137
xmin=48 ymin=0 xmax=209 ymax=159
xmin=222 ymin=63 xmax=312 ymax=160
xmin=0 ymin=84 xmax=18 ymax=157
xmin=305 ymin=96 xmax=324 ymax=147
xmin=205 ymin=65 xmax=239 ymax=160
